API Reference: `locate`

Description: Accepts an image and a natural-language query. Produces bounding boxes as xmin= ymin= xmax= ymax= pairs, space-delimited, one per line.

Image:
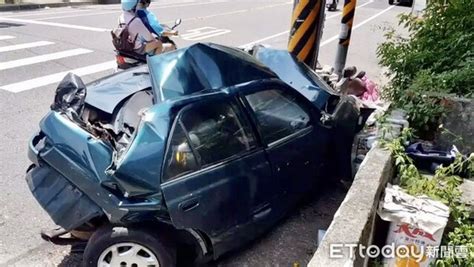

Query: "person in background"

xmin=119 ymin=0 xmax=178 ymax=56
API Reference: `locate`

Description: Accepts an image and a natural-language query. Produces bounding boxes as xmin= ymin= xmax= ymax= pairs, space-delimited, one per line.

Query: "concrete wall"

xmin=308 ymin=146 xmax=393 ymax=266
xmin=436 ymin=97 xmax=474 ymax=154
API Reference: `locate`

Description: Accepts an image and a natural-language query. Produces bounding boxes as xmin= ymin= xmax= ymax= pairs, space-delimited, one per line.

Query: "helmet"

xmin=121 ymin=0 xmax=138 ymax=11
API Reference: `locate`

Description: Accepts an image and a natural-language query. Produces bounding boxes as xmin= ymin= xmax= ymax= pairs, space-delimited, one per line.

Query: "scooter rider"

xmin=119 ymin=0 xmax=178 ymax=56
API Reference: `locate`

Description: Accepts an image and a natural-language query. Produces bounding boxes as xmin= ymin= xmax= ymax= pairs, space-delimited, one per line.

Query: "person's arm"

xmin=138 ymin=9 xmax=178 ymax=37
xmin=161 ymin=30 xmax=178 ymax=37
xmin=137 ymin=9 xmax=163 ymax=36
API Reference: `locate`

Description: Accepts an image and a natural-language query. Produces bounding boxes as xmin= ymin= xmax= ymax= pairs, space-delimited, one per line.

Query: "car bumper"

xmin=26 ymin=132 xmax=104 ymax=231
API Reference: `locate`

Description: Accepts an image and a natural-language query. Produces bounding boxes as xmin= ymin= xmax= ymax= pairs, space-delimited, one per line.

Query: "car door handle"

xmin=179 ymin=198 xmax=200 ymax=212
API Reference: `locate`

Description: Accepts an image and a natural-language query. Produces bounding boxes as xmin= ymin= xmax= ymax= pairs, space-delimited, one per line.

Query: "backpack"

xmin=111 ymin=16 xmax=138 ymax=52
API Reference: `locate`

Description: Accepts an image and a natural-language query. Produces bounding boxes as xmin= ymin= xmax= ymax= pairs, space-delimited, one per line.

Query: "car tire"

xmin=82 ymin=225 xmax=176 ymax=267
xmin=388 ymin=0 xmax=394 ymax=4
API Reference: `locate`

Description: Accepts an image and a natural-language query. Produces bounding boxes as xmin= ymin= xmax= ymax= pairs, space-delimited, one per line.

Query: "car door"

xmin=242 ymin=87 xmax=321 ymax=203
xmin=160 ymin=97 xmax=278 ymax=256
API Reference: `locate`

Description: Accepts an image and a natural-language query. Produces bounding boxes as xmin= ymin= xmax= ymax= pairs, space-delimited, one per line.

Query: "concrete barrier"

xmin=308 ymin=146 xmax=394 ymax=267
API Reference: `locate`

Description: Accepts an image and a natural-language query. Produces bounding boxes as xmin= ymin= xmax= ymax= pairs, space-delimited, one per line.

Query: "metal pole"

xmin=288 ymin=0 xmax=326 ymax=70
xmin=334 ymin=0 xmax=357 ymax=77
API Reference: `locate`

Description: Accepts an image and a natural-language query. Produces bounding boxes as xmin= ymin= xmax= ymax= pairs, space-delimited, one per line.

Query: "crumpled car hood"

xmin=85 ymin=65 xmax=151 ymax=114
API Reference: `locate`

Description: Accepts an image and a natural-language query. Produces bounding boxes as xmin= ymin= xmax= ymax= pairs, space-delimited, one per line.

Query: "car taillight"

xmin=116 ymin=55 xmax=127 ymax=65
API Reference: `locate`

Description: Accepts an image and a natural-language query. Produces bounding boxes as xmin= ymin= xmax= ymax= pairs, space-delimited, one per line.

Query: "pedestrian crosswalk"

xmin=0 ymin=35 xmax=15 ymax=41
xmin=0 ymin=41 xmax=54 ymax=53
xmin=0 ymin=48 xmax=93 ymax=71
xmin=0 ymin=35 xmax=115 ymax=93
xmin=1 ymin=61 xmax=116 ymax=93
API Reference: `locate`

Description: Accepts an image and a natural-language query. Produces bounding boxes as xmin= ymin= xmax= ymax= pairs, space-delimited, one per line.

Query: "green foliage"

xmin=383 ymin=129 xmax=474 ymax=266
xmin=377 ymin=0 xmax=474 ymax=135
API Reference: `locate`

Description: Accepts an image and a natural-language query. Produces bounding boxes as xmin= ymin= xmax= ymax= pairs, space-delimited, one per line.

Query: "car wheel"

xmin=82 ymin=225 xmax=176 ymax=267
xmin=388 ymin=0 xmax=394 ymax=4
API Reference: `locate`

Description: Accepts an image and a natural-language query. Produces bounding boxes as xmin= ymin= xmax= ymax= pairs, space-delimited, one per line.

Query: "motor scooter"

xmin=327 ymin=0 xmax=338 ymax=11
xmin=115 ymin=18 xmax=182 ymax=70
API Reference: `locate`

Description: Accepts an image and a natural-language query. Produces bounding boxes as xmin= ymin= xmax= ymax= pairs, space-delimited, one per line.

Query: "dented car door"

xmin=160 ymin=97 xmax=277 ymax=257
xmin=243 ymin=87 xmax=320 ymax=202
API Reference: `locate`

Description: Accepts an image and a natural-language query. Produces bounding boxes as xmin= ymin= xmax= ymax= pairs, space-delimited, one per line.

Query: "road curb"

xmin=0 ymin=2 xmax=94 ymax=12
xmin=308 ymin=146 xmax=394 ymax=266
xmin=308 ymin=110 xmax=408 ymax=267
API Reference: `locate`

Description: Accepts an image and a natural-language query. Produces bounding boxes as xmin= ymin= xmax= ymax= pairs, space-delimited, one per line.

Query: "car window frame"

xmin=160 ymin=113 xmax=202 ymax=184
xmin=161 ymin=96 xmax=260 ymax=184
xmin=240 ymin=86 xmax=316 ymax=148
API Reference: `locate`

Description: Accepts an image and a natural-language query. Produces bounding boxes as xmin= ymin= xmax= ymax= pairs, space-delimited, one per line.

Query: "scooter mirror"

xmin=175 ymin=18 xmax=182 ymax=26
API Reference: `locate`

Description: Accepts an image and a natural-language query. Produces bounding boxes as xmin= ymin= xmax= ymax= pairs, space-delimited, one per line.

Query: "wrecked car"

xmin=26 ymin=43 xmax=368 ymax=266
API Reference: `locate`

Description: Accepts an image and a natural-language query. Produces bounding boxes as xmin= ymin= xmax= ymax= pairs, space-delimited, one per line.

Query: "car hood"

xmin=85 ymin=65 xmax=151 ymax=114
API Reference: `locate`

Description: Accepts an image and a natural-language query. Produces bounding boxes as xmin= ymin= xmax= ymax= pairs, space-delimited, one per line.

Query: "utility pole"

xmin=334 ymin=0 xmax=357 ymax=77
xmin=288 ymin=0 xmax=327 ymax=70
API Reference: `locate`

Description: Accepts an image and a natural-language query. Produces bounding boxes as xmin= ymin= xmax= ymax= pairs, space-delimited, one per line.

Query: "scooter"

xmin=115 ymin=18 xmax=182 ymax=70
xmin=327 ymin=0 xmax=338 ymax=11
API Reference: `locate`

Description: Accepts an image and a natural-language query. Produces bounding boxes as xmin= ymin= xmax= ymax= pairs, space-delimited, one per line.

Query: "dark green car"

xmin=27 ymin=43 xmax=366 ymax=266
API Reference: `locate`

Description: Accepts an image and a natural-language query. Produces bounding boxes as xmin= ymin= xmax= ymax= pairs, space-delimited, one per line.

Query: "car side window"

xmin=245 ymin=89 xmax=311 ymax=144
xmin=163 ymin=100 xmax=256 ymax=182
xmin=180 ymin=100 xmax=256 ymax=167
xmin=163 ymin=122 xmax=199 ymax=182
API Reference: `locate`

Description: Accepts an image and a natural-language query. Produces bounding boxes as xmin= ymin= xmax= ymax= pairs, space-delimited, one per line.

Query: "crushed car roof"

xmin=147 ymin=43 xmax=277 ymax=102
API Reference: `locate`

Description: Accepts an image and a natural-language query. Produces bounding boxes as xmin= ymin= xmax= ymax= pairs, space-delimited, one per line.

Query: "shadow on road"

xmin=0 ymin=22 xmax=25 ymax=28
xmin=53 ymin=184 xmax=347 ymax=266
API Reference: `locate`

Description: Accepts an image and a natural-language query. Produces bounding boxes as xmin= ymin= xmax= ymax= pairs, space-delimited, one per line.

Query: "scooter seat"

xmin=117 ymin=50 xmax=147 ymax=63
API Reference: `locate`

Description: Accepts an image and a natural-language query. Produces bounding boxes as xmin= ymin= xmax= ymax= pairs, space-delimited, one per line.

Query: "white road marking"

xmin=320 ymin=5 xmax=396 ymax=47
xmin=152 ymin=0 xmax=227 ymax=9
xmin=240 ymin=31 xmax=290 ymax=48
xmin=1 ymin=9 xmax=91 ymax=18
xmin=24 ymin=1 xmax=228 ymax=21
xmin=181 ymin=27 xmax=231 ymax=41
xmin=160 ymin=2 xmax=296 ymax=26
xmin=0 ymin=41 xmax=54 ymax=53
xmin=240 ymin=0 xmax=377 ymax=47
xmin=0 ymin=35 xmax=16 ymax=41
xmin=34 ymin=0 xmax=230 ymax=21
xmin=37 ymin=10 xmax=119 ymax=20
xmin=0 ymin=48 xmax=92 ymax=71
xmin=254 ymin=2 xmax=293 ymax=10
xmin=326 ymin=0 xmax=374 ymax=18
xmin=0 ymin=17 xmax=110 ymax=32
xmin=0 ymin=61 xmax=115 ymax=93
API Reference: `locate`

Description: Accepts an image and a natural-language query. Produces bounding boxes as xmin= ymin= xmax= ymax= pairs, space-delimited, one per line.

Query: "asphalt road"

xmin=0 ymin=0 xmax=409 ymax=265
